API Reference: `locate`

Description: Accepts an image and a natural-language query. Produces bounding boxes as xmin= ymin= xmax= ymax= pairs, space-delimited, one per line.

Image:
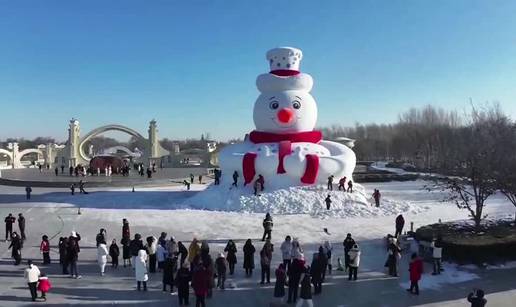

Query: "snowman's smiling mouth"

xmin=271 ymin=117 xmax=301 ymax=128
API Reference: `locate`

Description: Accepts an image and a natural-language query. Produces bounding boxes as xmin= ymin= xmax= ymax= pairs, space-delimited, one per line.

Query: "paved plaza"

xmin=0 ymin=183 xmax=515 ymax=306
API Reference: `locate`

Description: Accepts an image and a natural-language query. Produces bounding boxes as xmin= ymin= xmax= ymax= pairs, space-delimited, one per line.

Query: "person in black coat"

xmin=395 ymin=214 xmax=405 ymax=237
xmin=467 ymin=289 xmax=487 ymax=307
xmin=5 ymin=213 xmax=16 ymax=241
xmin=177 ymin=241 xmax=188 ymax=265
xmin=176 ymin=262 xmax=191 ymax=306
xmin=273 ymin=263 xmax=286 ymax=302
xmin=18 ymin=213 xmax=26 ymax=241
xmin=317 ymin=245 xmax=328 ymax=282
xmin=287 ymin=257 xmax=305 ymax=304
xmin=162 ymin=256 xmax=178 ymax=293
xmin=129 ymin=234 xmax=144 ymax=266
xmin=8 ymin=232 xmax=22 ymax=265
xmin=109 ymin=239 xmax=120 ymax=268
xmin=224 ymin=240 xmax=237 ymax=275
xmin=58 ymin=237 xmax=69 ymax=274
xmin=311 ymin=251 xmax=324 ymax=294
xmin=343 ymin=233 xmax=355 ymax=271
xmin=243 ymin=239 xmax=255 ymax=276
xmin=67 ymin=231 xmax=81 ymax=278
xmin=299 ymin=266 xmax=313 ymax=305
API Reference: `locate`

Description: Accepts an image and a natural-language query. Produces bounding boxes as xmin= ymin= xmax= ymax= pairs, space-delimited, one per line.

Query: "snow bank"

xmin=184 ymin=183 xmax=429 ymax=218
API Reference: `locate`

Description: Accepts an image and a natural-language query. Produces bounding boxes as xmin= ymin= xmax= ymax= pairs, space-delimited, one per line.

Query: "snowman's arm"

xmin=318 ymin=140 xmax=356 ymax=179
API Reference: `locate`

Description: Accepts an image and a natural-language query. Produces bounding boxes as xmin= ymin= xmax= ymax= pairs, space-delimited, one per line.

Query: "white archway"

xmin=15 ymin=148 xmax=43 ymax=168
xmin=79 ymin=124 xmax=147 ymax=162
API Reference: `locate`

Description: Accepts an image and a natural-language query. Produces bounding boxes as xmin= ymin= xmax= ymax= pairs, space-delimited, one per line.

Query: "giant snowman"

xmin=219 ymin=47 xmax=356 ymax=189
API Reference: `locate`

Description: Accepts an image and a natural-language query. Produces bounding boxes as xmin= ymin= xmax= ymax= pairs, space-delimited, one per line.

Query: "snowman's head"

xmin=253 ymin=47 xmax=318 ymax=133
xmin=253 ymin=90 xmax=317 ymax=133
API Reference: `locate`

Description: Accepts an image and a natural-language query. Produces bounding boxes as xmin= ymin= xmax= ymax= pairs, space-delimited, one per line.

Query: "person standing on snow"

xmin=25 ymin=186 xmax=32 ymax=200
xmin=273 ymin=263 xmax=287 ymax=304
xmin=327 ymin=175 xmax=334 ymax=190
xmin=129 ymin=234 xmax=144 ymax=269
xmin=467 ymin=289 xmax=487 ymax=307
xmin=373 ymin=189 xmax=381 ymax=207
xmin=215 ymin=252 xmax=228 ymax=289
xmin=407 ymin=253 xmax=423 ymax=295
xmin=261 ymin=213 xmax=273 ymax=241
xmin=310 ymin=252 xmax=324 ymax=294
xmin=287 ymin=254 xmax=305 ymax=304
xmin=280 ymin=236 xmax=293 ymax=273
xmin=253 ymin=179 xmax=261 ymax=196
xmin=347 ymin=244 xmax=361 ymax=281
xmin=192 ymin=256 xmax=209 ymax=307
xmin=431 ymin=235 xmax=443 ymax=275
xmin=189 ymin=173 xmax=194 ymax=184
xmin=135 ymin=249 xmax=149 ymax=291
xmin=162 ymin=255 xmax=177 ymax=293
xmin=257 ymin=174 xmax=265 ymax=191
xmin=317 ymin=245 xmax=328 ymax=282
xmin=386 ymin=236 xmax=401 ymax=277
xmin=224 ymin=239 xmax=237 ymax=275
xmin=109 ymin=239 xmax=120 ymax=269
xmin=97 ymin=241 xmax=109 ymax=276
xmin=232 ymin=171 xmax=239 ymax=187
xmin=297 ymin=266 xmax=313 ymax=307
xmin=343 ymin=233 xmax=356 ymax=271
xmin=67 ymin=231 xmax=82 ymax=279
xmin=324 ymin=194 xmax=332 ymax=210
xmin=176 ymin=262 xmax=192 ymax=306
xmin=121 ymin=219 xmax=131 ymax=267
xmin=260 ymin=246 xmax=272 ymax=284
xmin=18 ymin=213 xmax=26 ymax=241
xmin=40 ymin=235 xmax=50 ymax=264
xmin=177 ymin=241 xmax=188 ymax=266
xmin=243 ymin=239 xmax=256 ymax=276
xmin=24 ymin=260 xmax=41 ymax=301
xmin=58 ymin=237 xmax=68 ymax=274
xmin=323 ymin=240 xmax=333 ymax=275
xmin=5 ymin=213 xmax=16 ymax=241
xmin=395 ymin=214 xmax=405 ymax=237
xmin=146 ymin=236 xmax=158 ymax=273
xmin=188 ymin=238 xmax=201 ymax=268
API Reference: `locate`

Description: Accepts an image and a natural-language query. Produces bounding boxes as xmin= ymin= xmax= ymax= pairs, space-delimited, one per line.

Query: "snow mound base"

xmin=184 ymin=183 xmax=428 ymax=218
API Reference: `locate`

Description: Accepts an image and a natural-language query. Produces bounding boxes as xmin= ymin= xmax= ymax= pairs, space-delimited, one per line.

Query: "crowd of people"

xmin=3 ymin=210 xmax=487 ymax=306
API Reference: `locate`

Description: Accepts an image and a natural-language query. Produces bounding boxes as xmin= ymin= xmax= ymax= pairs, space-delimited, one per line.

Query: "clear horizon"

xmin=1 ymin=0 xmax=515 ymax=142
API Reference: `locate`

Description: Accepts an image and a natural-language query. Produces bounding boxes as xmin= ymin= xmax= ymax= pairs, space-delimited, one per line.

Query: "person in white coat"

xmin=24 ymin=260 xmax=41 ymax=301
xmin=280 ymin=236 xmax=292 ymax=272
xmin=135 ymin=249 xmax=148 ymax=291
xmin=347 ymin=244 xmax=361 ymax=281
xmin=431 ymin=236 xmax=443 ymax=275
xmin=97 ymin=242 xmax=109 ymax=276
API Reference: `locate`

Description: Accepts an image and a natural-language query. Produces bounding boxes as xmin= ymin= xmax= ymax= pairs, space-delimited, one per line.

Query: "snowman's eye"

xmin=269 ymin=101 xmax=279 ymax=109
xmin=292 ymin=101 xmax=301 ymax=109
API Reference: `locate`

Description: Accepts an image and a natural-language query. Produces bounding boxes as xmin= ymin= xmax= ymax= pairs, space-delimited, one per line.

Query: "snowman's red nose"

xmin=277 ymin=108 xmax=294 ymax=124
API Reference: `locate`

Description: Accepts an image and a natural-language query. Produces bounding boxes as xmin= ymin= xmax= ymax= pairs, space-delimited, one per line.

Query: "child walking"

xmin=37 ymin=273 xmax=51 ymax=301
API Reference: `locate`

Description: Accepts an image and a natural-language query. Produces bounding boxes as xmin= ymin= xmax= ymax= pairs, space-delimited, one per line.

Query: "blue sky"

xmin=1 ymin=0 xmax=515 ymax=141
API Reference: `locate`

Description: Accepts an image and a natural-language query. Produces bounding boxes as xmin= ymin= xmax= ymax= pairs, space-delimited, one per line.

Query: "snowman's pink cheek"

xmin=277 ymin=108 xmax=294 ymax=123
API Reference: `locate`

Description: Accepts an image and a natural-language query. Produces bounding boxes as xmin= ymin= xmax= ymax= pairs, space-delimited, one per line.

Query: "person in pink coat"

xmin=407 ymin=253 xmax=423 ymax=295
xmin=37 ymin=273 xmax=52 ymax=301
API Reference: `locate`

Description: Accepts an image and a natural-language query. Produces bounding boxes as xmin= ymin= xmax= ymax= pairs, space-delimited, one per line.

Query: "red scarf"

xmin=243 ymin=130 xmax=322 ymax=185
xmin=249 ymin=130 xmax=322 ymax=144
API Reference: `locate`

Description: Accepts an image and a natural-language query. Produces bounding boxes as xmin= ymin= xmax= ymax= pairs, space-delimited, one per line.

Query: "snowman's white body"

xmin=218 ymin=47 xmax=356 ymax=188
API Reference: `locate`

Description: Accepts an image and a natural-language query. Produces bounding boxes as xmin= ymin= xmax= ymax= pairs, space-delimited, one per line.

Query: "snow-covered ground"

xmin=1 ymin=180 xmax=515 ymax=306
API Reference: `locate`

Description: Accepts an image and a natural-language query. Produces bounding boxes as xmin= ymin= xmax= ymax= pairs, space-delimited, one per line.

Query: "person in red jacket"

xmin=407 ymin=253 xmax=423 ymax=295
xmin=37 ymin=273 xmax=52 ymax=301
xmin=40 ymin=235 xmax=51 ymax=264
xmin=191 ymin=256 xmax=209 ymax=307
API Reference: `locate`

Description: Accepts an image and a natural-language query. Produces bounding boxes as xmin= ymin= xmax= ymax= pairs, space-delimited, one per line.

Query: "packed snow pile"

xmin=184 ymin=183 xmax=429 ymax=218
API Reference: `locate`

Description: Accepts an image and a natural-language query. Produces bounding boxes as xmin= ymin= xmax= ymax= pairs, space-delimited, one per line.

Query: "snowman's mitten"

xmin=283 ymin=147 xmax=306 ymax=178
xmin=255 ymin=145 xmax=278 ymax=177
